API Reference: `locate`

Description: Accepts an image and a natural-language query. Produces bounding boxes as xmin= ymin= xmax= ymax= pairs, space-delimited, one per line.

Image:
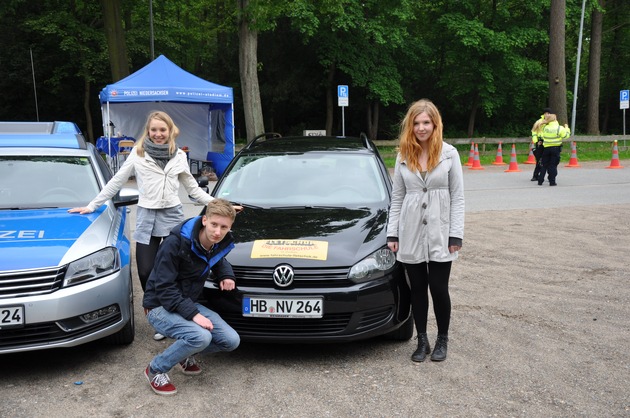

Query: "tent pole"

xmin=107 ymin=101 xmax=113 ymax=171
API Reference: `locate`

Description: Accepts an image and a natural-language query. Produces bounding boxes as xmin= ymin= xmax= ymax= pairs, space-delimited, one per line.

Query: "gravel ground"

xmin=1 ymin=161 xmax=629 ymax=417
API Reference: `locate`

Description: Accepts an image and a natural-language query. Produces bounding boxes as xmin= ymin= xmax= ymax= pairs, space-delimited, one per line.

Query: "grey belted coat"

xmin=386 ymin=142 xmax=465 ymax=264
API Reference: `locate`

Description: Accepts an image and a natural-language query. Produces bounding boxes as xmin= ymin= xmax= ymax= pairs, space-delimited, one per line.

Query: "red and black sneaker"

xmin=178 ymin=356 xmax=202 ymax=375
xmin=145 ymin=366 xmax=177 ymax=396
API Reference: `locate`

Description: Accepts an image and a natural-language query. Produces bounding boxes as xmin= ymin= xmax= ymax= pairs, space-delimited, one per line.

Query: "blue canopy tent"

xmin=99 ymin=55 xmax=235 ymax=176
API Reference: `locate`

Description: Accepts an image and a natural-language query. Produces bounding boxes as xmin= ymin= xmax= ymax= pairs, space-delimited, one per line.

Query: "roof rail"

xmin=244 ymin=132 xmax=282 ymax=150
xmin=359 ymin=132 xmax=374 ymax=151
xmin=0 ymin=121 xmax=87 ymax=149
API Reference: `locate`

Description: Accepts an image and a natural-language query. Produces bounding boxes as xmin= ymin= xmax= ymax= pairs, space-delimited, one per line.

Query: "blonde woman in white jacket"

xmin=387 ymin=99 xmax=465 ymax=363
xmin=69 ymin=112 xmax=214 ymax=339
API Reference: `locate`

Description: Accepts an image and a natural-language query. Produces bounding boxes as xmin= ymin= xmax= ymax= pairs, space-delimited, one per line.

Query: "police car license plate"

xmin=1 ymin=305 xmax=25 ymax=328
xmin=242 ymin=296 xmax=323 ymax=318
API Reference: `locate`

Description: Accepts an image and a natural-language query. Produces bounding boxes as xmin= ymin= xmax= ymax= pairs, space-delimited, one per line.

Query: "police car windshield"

xmin=0 ymin=156 xmax=100 ymax=209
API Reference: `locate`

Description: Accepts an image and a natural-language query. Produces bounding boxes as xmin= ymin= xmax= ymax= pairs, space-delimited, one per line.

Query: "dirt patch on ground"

xmin=1 ymin=167 xmax=629 ymax=417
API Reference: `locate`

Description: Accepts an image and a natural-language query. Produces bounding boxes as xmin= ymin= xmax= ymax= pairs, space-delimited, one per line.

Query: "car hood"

xmin=226 ymin=206 xmax=389 ymax=267
xmin=0 ymin=207 xmax=115 ymax=271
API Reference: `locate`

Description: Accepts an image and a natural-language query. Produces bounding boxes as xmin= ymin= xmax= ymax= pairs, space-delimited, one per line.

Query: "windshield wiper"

xmin=230 ymin=202 xmax=264 ymax=210
xmin=5 ymin=206 xmax=59 ymax=210
xmin=271 ymin=205 xmax=347 ymax=210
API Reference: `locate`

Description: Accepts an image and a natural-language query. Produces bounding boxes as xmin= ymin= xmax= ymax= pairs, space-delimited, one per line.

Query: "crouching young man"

xmin=142 ymin=198 xmax=240 ymax=396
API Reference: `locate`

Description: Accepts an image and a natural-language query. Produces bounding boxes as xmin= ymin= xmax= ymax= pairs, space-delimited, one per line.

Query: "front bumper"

xmin=203 ymin=265 xmax=411 ymax=343
xmin=0 ymin=267 xmax=132 ymax=354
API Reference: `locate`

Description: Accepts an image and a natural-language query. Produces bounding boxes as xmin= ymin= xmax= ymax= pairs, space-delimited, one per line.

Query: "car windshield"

xmin=0 ymin=156 xmax=100 ymax=209
xmin=215 ymin=153 xmax=388 ymax=207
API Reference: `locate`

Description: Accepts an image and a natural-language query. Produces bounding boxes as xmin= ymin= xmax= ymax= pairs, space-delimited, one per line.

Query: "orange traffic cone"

xmin=524 ymin=142 xmax=536 ymax=164
xmin=465 ymin=142 xmax=475 ymax=166
xmin=492 ymin=141 xmax=506 ymax=165
xmin=504 ymin=144 xmax=521 ymax=172
xmin=606 ymin=140 xmax=624 ymax=169
xmin=469 ymin=143 xmax=484 ymax=170
xmin=565 ymin=141 xmax=581 ymax=167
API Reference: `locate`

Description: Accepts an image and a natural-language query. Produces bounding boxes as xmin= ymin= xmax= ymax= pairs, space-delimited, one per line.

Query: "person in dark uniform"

xmin=530 ymin=108 xmax=553 ymax=181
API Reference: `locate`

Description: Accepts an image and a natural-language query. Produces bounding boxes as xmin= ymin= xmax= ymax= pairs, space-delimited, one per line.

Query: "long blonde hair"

xmin=532 ymin=113 xmax=556 ymax=135
xmin=398 ymin=99 xmax=444 ymax=172
xmin=135 ymin=111 xmax=180 ymax=157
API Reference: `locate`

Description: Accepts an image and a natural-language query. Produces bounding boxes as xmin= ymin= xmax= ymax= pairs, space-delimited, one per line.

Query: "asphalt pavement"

xmin=451 ymin=160 xmax=630 ymax=212
xmin=177 ymin=159 xmax=630 ymax=215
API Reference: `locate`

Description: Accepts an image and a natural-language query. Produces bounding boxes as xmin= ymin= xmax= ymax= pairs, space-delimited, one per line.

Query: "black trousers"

xmin=136 ymin=236 xmax=164 ymax=291
xmin=532 ymin=147 xmax=544 ymax=179
xmin=403 ymin=261 xmax=452 ymax=336
xmin=539 ymin=146 xmax=562 ymax=184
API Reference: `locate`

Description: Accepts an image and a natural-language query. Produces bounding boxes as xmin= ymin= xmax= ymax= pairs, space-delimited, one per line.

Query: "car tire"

xmin=383 ymin=315 xmax=414 ymax=341
xmin=107 ymin=280 xmax=135 ymax=345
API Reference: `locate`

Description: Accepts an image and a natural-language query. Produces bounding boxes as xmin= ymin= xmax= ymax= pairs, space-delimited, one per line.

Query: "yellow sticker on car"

xmin=251 ymin=239 xmax=328 ymax=260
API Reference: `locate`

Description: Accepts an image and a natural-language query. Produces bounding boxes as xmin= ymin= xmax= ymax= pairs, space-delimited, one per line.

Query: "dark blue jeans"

xmin=147 ymin=304 xmax=240 ymax=373
xmin=539 ymin=146 xmax=562 ymax=184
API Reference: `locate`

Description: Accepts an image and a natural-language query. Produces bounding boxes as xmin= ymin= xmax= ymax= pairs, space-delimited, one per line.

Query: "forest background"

xmin=0 ymin=0 xmax=628 ymax=145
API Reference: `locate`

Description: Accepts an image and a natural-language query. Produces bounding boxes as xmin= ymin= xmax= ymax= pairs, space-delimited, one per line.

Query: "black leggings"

xmin=404 ymin=261 xmax=452 ymax=336
xmin=136 ymin=236 xmax=164 ymax=291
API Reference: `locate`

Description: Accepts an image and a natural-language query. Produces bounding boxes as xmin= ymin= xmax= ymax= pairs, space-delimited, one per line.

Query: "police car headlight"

xmin=64 ymin=247 xmax=120 ymax=287
xmin=348 ymin=248 xmax=396 ymax=283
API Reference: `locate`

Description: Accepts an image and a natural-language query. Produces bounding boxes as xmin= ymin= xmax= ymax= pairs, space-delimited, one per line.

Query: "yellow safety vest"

xmin=542 ymin=121 xmax=570 ymax=147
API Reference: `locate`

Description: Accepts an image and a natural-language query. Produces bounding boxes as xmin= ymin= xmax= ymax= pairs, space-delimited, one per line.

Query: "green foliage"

xmin=1 ymin=0 xmax=629 ymax=140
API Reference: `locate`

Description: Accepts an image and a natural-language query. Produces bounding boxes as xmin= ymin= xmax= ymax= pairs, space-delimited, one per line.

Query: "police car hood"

xmin=0 ymin=207 xmax=117 ymax=271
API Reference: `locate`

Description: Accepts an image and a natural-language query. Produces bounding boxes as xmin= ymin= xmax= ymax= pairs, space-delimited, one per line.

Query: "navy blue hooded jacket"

xmin=142 ymin=216 xmax=235 ymax=320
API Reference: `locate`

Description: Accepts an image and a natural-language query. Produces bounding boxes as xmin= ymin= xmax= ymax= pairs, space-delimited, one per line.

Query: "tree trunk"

xmin=366 ymin=101 xmax=379 ymax=140
xmin=238 ymin=0 xmax=265 ymax=142
xmin=467 ymin=93 xmax=480 ymax=138
xmin=325 ymin=62 xmax=335 ymax=136
xmin=83 ymin=78 xmax=94 ymax=143
xmin=548 ymin=0 xmax=568 ymax=125
xmin=100 ymin=0 xmax=129 ymax=81
xmin=586 ymin=0 xmax=604 ymax=135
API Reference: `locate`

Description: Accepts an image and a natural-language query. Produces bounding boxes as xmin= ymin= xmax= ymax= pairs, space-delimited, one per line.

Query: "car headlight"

xmin=64 ymin=247 xmax=120 ymax=287
xmin=348 ymin=247 xmax=397 ymax=283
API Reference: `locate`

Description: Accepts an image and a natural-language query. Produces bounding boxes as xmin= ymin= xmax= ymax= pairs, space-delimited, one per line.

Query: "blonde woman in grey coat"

xmin=387 ymin=99 xmax=464 ymax=363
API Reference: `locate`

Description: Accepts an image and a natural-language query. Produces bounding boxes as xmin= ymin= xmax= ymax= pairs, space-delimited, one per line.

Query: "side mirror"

xmin=197 ymin=176 xmax=209 ymax=188
xmin=189 ymin=176 xmax=209 ymax=203
xmin=113 ymin=187 xmax=139 ymax=207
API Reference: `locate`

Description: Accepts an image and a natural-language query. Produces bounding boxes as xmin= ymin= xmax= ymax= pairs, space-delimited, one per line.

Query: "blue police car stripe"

xmin=0 ymin=208 xmax=98 ymax=270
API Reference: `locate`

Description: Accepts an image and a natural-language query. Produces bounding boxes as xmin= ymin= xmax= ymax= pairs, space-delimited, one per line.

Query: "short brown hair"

xmin=205 ymin=198 xmax=236 ymax=222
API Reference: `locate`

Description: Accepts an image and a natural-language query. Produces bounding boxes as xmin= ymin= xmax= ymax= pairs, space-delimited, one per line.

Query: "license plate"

xmin=243 ymin=296 xmax=323 ymax=318
xmin=0 ymin=305 xmax=25 ymax=329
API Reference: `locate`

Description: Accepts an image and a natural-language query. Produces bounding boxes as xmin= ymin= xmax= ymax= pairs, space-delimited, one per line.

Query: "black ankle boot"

xmin=411 ymin=333 xmax=431 ymax=362
xmin=430 ymin=334 xmax=448 ymax=361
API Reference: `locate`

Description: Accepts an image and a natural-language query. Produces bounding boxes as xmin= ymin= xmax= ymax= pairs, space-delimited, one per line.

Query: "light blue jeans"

xmin=147 ymin=304 xmax=240 ymax=373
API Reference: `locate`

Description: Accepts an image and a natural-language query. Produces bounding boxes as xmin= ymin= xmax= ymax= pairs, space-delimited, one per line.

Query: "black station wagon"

xmin=202 ymin=134 xmax=412 ymax=343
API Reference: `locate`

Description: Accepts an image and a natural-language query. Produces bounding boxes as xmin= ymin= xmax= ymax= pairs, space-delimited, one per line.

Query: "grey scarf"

xmin=144 ymin=139 xmax=174 ymax=170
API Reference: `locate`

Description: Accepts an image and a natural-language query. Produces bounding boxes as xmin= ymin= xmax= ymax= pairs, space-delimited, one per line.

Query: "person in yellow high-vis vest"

xmin=530 ymin=107 xmax=553 ymax=181
xmin=537 ymin=114 xmax=570 ymax=186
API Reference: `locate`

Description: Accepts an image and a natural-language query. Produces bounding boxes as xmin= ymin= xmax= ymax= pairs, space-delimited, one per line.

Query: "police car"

xmin=0 ymin=121 xmax=139 ymax=353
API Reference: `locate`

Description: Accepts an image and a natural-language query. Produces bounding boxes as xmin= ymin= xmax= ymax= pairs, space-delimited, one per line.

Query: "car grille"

xmin=221 ymin=306 xmax=393 ymax=337
xmin=0 ymin=312 xmax=121 ymax=350
xmin=0 ymin=266 xmax=66 ymax=299
xmin=232 ymin=266 xmax=352 ymax=288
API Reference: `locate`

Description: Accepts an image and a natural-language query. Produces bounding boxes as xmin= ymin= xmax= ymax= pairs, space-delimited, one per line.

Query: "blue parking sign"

xmin=338 ymin=85 xmax=349 ymax=107
xmin=621 ymin=90 xmax=629 ymax=110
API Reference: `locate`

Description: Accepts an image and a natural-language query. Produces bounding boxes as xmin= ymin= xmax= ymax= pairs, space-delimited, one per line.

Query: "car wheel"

xmin=383 ymin=315 xmax=414 ymax=341
xmin=106 ymin=280 xmax=135 ymax=345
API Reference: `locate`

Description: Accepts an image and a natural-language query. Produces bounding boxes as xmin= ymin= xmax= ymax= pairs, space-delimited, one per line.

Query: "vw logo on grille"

xmin=273 ymin=264 xmax=294 ymax=287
